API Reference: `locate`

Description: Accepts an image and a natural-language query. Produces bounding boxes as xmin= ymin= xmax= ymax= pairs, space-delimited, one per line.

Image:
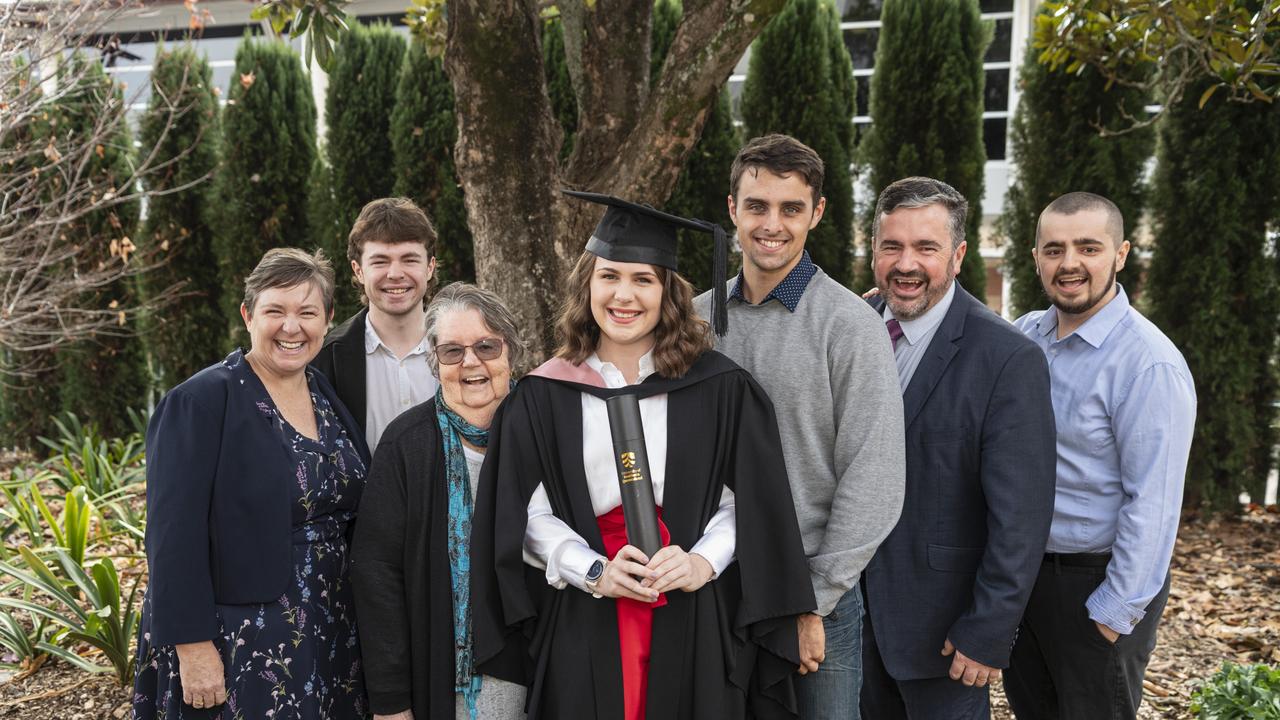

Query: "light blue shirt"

xmin=882 ymin=281 xmax=956 ymax=393
xmin=1015 ymin=287 xmax=1196 ymax=635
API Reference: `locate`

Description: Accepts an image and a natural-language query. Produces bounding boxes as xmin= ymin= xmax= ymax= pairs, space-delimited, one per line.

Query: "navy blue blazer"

xmin=864 ymin=286 xmax=1056 ymax=679
xmin=143 ymin=350 xmax=370 ymax=647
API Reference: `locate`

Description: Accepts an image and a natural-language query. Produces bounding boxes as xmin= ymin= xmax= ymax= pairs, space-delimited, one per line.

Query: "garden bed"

xmin=1 ymin=510 xmax=1276 ymax=719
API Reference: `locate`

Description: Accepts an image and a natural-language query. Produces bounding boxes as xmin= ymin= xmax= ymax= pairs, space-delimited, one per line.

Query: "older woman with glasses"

xmin=350 ymin=282 xmax=529 ymax=720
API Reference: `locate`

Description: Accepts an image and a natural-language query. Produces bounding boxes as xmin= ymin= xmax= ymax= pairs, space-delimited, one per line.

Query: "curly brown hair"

xmin=555 ymin=252 xmax=712 ymax=379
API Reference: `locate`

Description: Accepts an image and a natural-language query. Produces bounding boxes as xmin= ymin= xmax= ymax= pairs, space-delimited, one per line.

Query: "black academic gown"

xmin=471 ymin=350 xmax=816 ymax=720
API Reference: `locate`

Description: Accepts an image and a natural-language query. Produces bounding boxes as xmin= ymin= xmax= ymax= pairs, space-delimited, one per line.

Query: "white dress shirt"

xmin=364 ymin=319 xmax=439 ymax=450
xmin=882 ymin=282 xmax=956 ymax=393
xmin=524 ymin=351 xmax=738 ymax=592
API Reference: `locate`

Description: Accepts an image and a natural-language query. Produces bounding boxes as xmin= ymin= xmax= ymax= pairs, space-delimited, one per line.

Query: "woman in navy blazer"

xmin=133 ymin=248 xmax=373 ymax=719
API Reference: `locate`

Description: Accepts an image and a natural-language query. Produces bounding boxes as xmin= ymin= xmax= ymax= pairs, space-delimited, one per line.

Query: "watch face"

xmin=586 ymin=559 xmax=605 ymax=582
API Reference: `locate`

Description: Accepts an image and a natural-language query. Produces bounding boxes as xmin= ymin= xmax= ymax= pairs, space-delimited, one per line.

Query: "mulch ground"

xmin=1 ymin=510 xmax=1276 ymax=719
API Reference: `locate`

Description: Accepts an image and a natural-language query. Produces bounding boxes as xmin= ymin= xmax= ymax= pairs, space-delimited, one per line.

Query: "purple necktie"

xmin=886 ymin=318 xmax=904 ymax=351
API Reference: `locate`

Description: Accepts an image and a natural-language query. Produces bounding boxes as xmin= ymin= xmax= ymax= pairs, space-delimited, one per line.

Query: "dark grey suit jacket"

xmin=865 ymin=285 xmax=1057 ymax=679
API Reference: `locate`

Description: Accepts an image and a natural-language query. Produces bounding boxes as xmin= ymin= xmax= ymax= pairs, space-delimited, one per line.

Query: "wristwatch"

xmin=584 ymin=558 xmax=607 ymax=598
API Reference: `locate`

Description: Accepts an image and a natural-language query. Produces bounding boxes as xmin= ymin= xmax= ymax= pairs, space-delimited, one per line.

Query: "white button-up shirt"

xmin=524 ymin=351 xmax=738 ymax=592
xmin=882 ymin=281 xmax=956 ymax=393
xmin=364 ymin=319 xmax=439 ymax=450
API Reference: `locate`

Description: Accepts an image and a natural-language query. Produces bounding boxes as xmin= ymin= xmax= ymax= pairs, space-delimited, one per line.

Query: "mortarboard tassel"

xmin=710 ymin=222 xmax=728 ymax=337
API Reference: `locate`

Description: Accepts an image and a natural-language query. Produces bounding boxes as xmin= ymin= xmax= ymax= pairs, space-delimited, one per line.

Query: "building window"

xmin=836 ymin=0 xmax=1016 ymax=161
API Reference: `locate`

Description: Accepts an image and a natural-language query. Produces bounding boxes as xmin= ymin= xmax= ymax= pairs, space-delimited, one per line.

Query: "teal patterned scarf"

xmin=435 ymin=386 xmax=490 ymax=719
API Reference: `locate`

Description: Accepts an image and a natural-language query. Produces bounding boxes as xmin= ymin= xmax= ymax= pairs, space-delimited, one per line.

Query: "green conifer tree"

xmin=741 ymin=0 xmax=856 ymax=284
xmin=0 ymin=64 xmax=59 ymax=446
xmin=139 ymin=46 xmax=226 ymax=389
xmin=390 ymin=39 xmax=474 ymax=287
xmin=859 ymin=0 xmax=989 ymax=294
xmin=651 ymin=0 xmax=740 ymax=290
xmin=322 ymin=22 xmax=406 ymax=317
xmin=999 ymin=33 xmax=1152 ymax=318
xmin=53 ymin=55 xmax=147 ymax=438
xmin=216 ymin=37 xmax=316 ymax=345
xmin=542 ymin=16 xmax=578 ymax=161
xmin=1146 ymin=81 xmax=1280 ymax=510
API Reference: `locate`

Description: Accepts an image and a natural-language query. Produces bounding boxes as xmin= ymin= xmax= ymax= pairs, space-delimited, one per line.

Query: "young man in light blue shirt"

xmin=1005 ymin=192 xmax=1197 ymax=720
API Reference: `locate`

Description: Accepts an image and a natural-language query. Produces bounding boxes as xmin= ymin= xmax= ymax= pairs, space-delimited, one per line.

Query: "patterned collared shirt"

xmin=729 ymin=250 xmax=818 ymax=312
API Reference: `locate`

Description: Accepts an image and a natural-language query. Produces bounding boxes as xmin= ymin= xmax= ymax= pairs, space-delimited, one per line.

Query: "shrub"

xmin=1191 ymin=662 xmax=1280 ymax=719
xmin=651 ymin=0 xmax=741 ymax=291
xmin=859 ymin=0 xmax=990 ymax=294
xmin=742 ymin=0 xmax=856 ymax=284
xmin=37 ymin=412 xmax=146 ymax=500
xmin=542 ymin=15 xmax=577 ymax=161
xmin=1146 ymin=78 xmax=1280 ymax=510
xmin=322 ymin=21 xmax=407 ymax=316
xmin=47 ymin=55 xmax=147 ymax=439
xmin=0 ymin=547 xmax=141 ymax=686
xmin=0 ymin=605 xmax=50 ymax=673
xmin=216 ymin=36 xmax=316 ymax=347
xmin=390 ymin=39 xmax=474 ymax=286
xmin=998 ymin=25 xmax=1151 ymax=318
xmin=138 ymin=45 xmax=227 ymax=389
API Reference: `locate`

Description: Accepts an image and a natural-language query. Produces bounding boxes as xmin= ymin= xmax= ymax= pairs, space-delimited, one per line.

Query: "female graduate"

xmin=470 ymin=191 xmax=817 ymax=720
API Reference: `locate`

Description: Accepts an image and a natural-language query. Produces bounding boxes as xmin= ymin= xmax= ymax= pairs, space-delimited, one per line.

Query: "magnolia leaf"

xmin=1199 ymin=83 xmax=1220 ymax=108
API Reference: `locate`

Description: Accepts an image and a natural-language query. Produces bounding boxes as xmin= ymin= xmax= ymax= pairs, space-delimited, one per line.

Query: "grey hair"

xmin=243 ymin=247 xmax=335 ymax=316
xmin=424 ymin=282 xmax=530 ymax=378
xmin=1037 ymin=191 xmax=1125 ymax=248
xmin=872 ymin=176 xmax=969 ymax=250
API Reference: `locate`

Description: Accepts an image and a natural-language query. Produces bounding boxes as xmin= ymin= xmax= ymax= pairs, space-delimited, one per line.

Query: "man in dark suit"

xmin=860 ymin=177 xmax=1057 ymax=719
xmin=312 ymin=197 xmax=439 ymax=450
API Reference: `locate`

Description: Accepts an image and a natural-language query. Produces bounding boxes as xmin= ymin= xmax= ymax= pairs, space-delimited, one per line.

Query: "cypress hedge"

xmin=652 ymin=0 xmax=740 ymax=291
xmin=741 ymin=0 xmax=856 ymax=284
xmin=999 ymin=32 xmax=1151 ymax=318
xmin=0 ymin=65 xmax=59 ymax=446
xmin=53 ymin=56 xmax=147 ymax=439
xmin=323 ymin=22 xmax=406 ymax=317
xmin=139 ymin=45 xmax=226 ymax=389
xmin=543 ymin=16 xmax=578 ymax=161
xmin=216 ymin=37 xmax=316 ymax=346
xmin=1146 ymin=80 xmax=1280 ymax=511
xmin=860 ymin=0 xmax=989 ymax=294
xmin=390 ymin=39 xmax=474 ymax=286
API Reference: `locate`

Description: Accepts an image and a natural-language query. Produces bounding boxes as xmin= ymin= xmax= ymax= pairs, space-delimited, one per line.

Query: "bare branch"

xmin=0 ymin=0 xmax=214 ymax=371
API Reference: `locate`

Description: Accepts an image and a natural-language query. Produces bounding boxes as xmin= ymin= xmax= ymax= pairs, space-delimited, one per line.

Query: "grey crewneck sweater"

xmin=696 ymin=268 xmax=905 ymax=616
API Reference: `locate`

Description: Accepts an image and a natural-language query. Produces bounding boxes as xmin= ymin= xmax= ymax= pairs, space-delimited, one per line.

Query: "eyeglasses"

xmin=435 ymin=337 xmax=505 ymax=365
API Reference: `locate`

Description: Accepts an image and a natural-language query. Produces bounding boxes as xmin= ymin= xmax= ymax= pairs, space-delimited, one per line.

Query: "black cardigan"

xmin=311 ymin=309 xmax=369 ymax=434
xmin=144 ymin=350 xmax=369 ymax=647
xmin=348 ymin=399 xmax=460 ymax=718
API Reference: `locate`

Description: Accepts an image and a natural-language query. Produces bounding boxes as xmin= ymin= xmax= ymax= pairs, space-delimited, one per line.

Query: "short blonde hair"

xmin=243 ymin=247 xmax=335 ymax=316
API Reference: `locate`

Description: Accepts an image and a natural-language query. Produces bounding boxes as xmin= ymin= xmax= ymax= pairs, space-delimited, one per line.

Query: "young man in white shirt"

xmin=312 ymin=197 xmax=441 ymax=450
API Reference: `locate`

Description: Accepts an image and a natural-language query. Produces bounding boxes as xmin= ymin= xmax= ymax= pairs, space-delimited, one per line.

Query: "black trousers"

xmin=860 ymin=596 xmax=990 ymax=720
xmin=1004 ymin=554 xmax=1171 ymax=720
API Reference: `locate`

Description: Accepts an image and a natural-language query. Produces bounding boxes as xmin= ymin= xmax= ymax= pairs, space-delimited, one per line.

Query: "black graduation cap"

xmin=563 ymin=189 xmax=729 ymax=336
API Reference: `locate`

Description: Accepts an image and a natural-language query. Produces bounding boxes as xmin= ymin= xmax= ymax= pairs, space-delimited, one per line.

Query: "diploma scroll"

xmin=605 ymin=394 xmax=663 ymax=558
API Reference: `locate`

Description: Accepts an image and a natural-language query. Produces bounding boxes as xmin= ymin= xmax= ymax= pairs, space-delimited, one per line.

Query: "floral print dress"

xmin=134 ymin=364 xmax=370 ymax=720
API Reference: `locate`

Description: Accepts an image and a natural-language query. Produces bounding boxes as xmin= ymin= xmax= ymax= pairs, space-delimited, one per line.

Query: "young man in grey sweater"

xmin=694 ymin=134 xmax=905 ymax=720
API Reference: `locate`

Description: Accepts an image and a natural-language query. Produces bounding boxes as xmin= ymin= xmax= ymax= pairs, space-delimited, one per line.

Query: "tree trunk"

xmin=446 ymin=0 xmax=785 ymax=356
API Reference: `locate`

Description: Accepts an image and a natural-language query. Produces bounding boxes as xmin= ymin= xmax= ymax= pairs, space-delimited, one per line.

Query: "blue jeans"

xmin=796 ymin=585 xmax=864 ymax=720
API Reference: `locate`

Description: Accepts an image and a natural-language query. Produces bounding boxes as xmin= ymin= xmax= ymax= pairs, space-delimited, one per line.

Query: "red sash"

xmin=596 ymin=505 xmax=671 ymax=720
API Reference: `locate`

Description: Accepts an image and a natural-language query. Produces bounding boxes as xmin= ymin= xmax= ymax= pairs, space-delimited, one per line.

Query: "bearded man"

xmin=859 ymin=176 xmax=1057 ymax=720
xmin=1004 ymin=192 xmax=1197 ymax=720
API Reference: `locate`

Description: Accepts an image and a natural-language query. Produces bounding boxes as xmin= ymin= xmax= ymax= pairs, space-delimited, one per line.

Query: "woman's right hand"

xmin=174 ymin=640 xmax=226 ymax=709
xmin=596 ymin=545 xmax=659 ymax=602
xmin=374 ymin=713 xmax=415 ymax=720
